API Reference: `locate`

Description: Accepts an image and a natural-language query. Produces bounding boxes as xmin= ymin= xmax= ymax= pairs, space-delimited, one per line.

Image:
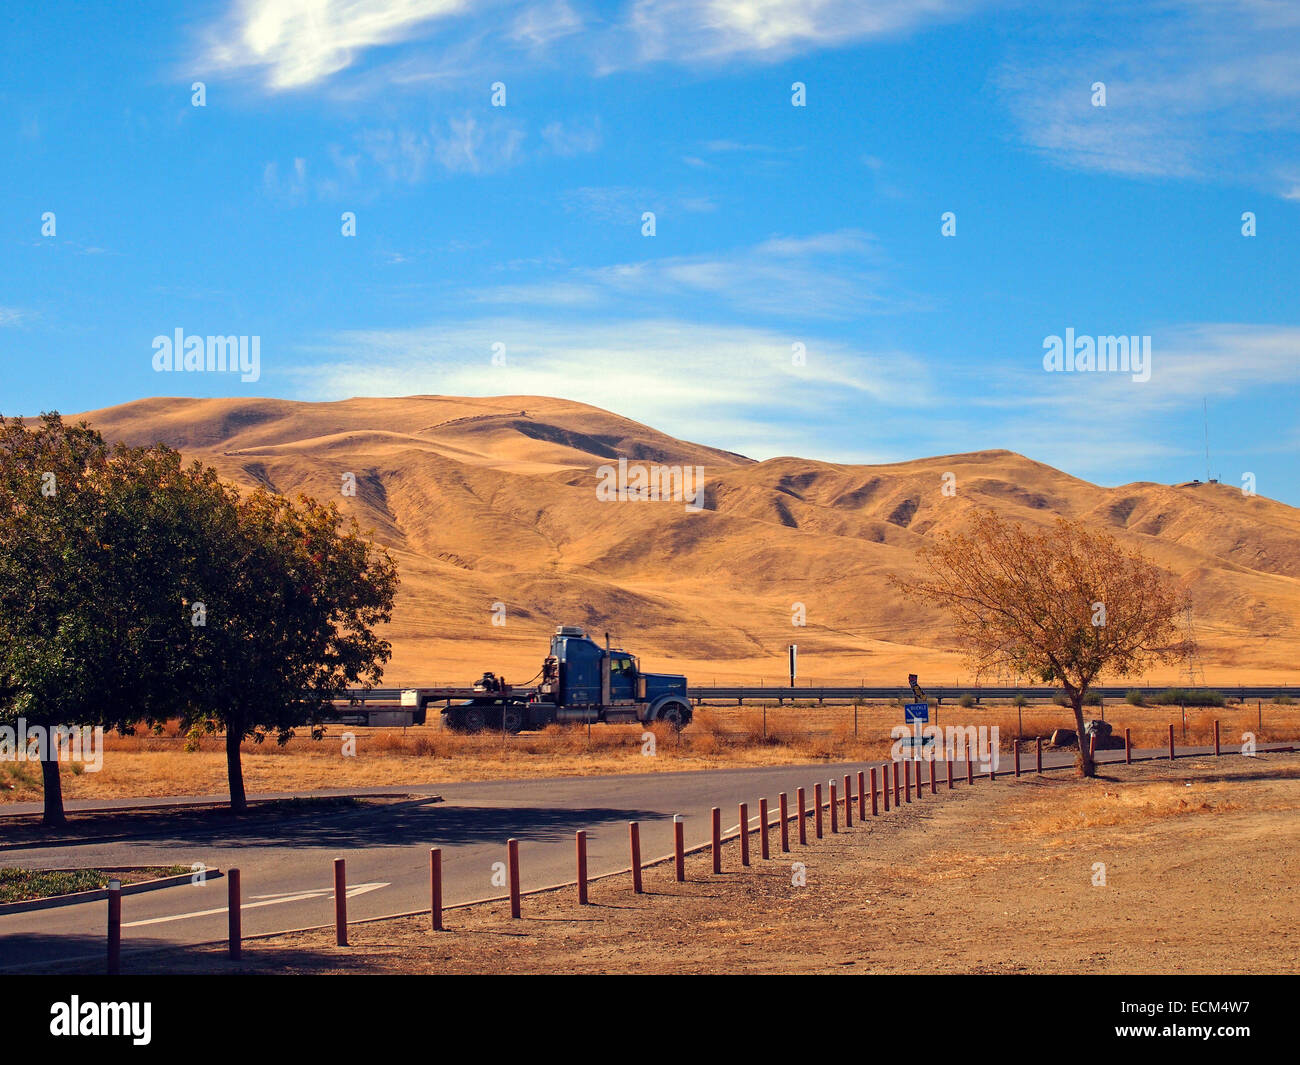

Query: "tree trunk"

xmin=1072 ymin=698 xmax=1095 ymax=778
xmin=225 ymin=719 xmax=247 ymax=813
xmin=40 ymin=754 xmax=66 ymax=826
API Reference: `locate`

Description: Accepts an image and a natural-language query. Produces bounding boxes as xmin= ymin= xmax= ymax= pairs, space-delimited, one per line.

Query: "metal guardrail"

xmin=339 ymin=685 xmax=1300 ymax=706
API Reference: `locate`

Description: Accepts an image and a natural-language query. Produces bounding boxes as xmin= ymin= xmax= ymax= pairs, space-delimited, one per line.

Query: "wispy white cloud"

xmin=0 ymin=307 xmax=32 ymax=326
xmin=201 ymin=0 xmax=471 ymax=90
xmin=622 ymin=0 xmax=985 ymax=66
xmin=469 ymin=228 xmax=899 ymax=318
xmin=998 ymin=1 xmax=1300 ymax=192
xmin=281 ymin=317 xmax=935 ymax=459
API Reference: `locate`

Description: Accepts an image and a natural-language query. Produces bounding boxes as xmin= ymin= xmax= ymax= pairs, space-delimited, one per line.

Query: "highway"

xmin=0 ymin=745 xmax=1278 ymax=971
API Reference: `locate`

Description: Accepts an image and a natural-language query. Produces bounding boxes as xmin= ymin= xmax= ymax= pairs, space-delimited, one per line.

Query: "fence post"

xmin=780 ymin=793 xmax=790 ymax=852
xmin=1168 ymin=723 xmax=1176 ymax=761
xmin=1214 ymin=719 xmax=1221 ymax=757
xmin=228 ymin=867 xmax=242 ymax=960
xmin=334 ymin=858 xmax=348 ymax=946
xmin=740 ymin=803 xmax=751 ymax=865
xmin=507 ymin=839 xmax=521 ymax=918
xmin=576 ymin=832 xmax=589 ymax=904
xmin=844 ymin=774 xmax=853 ymax=827
xmin=1036 ymin=737 xmax=1043 ymax=774
xmin=857 ymin=771 xmax=867 ymax=820
xmin=904 ymin=761 xmax=912 ymax=803
xmin=830 ymin=780 xmax=840 ymax=832
xmin=712 ymin=807 xmax=722 ymax=873
xmin=1014 ymin=740 xmax=1021 ymax=778
xmin=883 ymin=763 xmax=891 ymax=811
xmin=430 ymin=848 xmax=443 ymax=930
xmin=967 ymin=751 xmax=974 ymax=785
xmin=759 ymin=799 xmax=770 ymax=859
xmin=106 ymin=878 xmax=122 ymax=975
xmin=1089 ymin=732 xmax=1097 ymax=762
xmin=674 ymin=816 xmax=685 ymax=882
xmin=929 ymin=758 xmax=937 ymax=795
xmin=629 ymin=822 xmax=643 ymax=893
xmin=870 ymin=767 xmax=880 ymax=815
xmin=946 ymin=758 xmax=954 ymax=790
xmin=797 ymin=787 xmax=807 ymax=845
xmin=814 ymin=785 xmax=824 ymax=838
xmin=1125 ymin=727 xmax=1132 ymax=764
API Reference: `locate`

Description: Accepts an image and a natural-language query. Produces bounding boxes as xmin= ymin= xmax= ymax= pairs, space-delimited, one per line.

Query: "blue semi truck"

xmin=394 ymin=625 xmax=692 ymax=734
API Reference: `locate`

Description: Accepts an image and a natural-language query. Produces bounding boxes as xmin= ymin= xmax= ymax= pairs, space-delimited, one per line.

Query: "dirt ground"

xmin=130 ymin=752 xmax=1300 ymax=975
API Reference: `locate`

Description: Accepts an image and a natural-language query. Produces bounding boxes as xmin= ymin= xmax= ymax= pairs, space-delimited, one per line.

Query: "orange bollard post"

xmin=883 ymin=763 xmax=891 ymax=811
xmin=893 ymin=761 xmax=901 ymax=806
xmin=673 ymin=816 xmax=685 ymax=882
xmin=507 ymin=839 xmax=521 ymax=918
xmin=904 ymin=760 xmax=912 ymax=803
xmin=1169 ymin=723 xmax=1176 ymax=761
xmin=929 ymin=758 xmax=937 ymax=795
xmin=1214 ymin=719 xmax=1221 ymax=757
xmin=844 ymin=774 xmax=853 ymax=827
xmin=759 ymin=799 xmax=770 ymax=859
xmin=1125 ymin=727 xmax=1132 ymax=764
xmin=629 ymin=822 xmax=644 ymax=893
xmin=857 ymin=771 xmax=867 ymax=820
xmin=228 ymin=867 xmax=242 ymax=960
xmin=430 ymin=848 xmax=443 ymax=930
xmin=1037 ymin=737 xmax=1043 ymax=774
xmin=334 ymin=858 xmax=348 ymax=945
xmin=797 ymin=787 xmax=808 ymax=845
xmin=780 ymin=793 xmax=790 ymax=852
xmin=814 ymin=785 xmax=824 ymax=838
xmin=946 ymin=758 xmax=954 ymax=790
xmin=967 ymin=753 xmax=974 ymax=785
xmin=740 ymin=803 xmax=751 ymax=865
xmin=871 ymin=767 xmax=879 ymax=815
xmin=106 ymin=878 xmax=122 ymax=975
xmin=577 ymin=831 xmax=589 ymax=904
xmin=712 ymin=807 xmax=722 ymax=873
xmin=1014 ymin=740 xmax=1021 ymax=778
xmin=830 ymin=780 xmax=839 ymax=833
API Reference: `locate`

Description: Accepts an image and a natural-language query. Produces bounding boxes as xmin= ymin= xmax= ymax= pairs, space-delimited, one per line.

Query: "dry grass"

xmin=3 ymin=702 xmax=1297 ymax=805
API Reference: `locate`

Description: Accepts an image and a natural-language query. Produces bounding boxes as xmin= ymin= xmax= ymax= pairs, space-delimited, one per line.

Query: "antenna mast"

xmin=1203 ymin=398 xmax=1212 ymax=483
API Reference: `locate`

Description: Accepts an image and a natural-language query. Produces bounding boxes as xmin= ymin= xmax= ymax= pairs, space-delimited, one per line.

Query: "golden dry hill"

xmin=73 ymin=394 xmax=1300 ymax=688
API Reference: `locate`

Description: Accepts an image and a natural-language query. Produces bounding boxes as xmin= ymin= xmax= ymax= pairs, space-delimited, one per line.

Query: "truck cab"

xmin=543 ymin=627 xmax=691 ymax=728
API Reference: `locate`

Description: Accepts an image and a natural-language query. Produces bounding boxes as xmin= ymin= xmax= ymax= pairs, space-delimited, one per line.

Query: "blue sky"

xmin=2 ymin=0 xmax=1298 ymax=501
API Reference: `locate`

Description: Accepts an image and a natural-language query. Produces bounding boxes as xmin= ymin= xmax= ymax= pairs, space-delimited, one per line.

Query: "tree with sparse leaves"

xmin=890 ymin=511 xmax=1190 ymax=777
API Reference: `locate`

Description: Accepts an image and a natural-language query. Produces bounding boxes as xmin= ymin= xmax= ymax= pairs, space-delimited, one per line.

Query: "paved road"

xmin=0 ymin=744 xmax=1280 ymax=971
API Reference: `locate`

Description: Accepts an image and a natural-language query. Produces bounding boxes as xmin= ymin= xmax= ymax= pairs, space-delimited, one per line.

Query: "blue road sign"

xmin=904 ymin=702 xmax=929 ymax=723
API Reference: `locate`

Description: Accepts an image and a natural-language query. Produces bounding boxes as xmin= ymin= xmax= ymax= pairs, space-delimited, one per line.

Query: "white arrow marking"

xmin=123 ymin=883 xmax=389 ymax=928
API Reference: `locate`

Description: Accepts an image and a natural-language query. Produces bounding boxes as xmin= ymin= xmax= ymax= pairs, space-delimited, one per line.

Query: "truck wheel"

xmin=462 ymin=706 xmax=488 ymax=733
xmin=658 ymin=702 xmax=689 ymax=730
xmin=501 ymin=704 xmax=525 ymax=734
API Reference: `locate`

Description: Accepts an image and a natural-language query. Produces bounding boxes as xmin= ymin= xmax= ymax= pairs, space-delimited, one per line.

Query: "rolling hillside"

xmin=72 ymin=395 xmax=1300 ymax=687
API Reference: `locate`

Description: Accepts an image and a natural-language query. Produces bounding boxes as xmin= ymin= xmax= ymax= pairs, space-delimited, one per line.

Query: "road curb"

xmin=0 ymin=868 xmax=224 ymax=915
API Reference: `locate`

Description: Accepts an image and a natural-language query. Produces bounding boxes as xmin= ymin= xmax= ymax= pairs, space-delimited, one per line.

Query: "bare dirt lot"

xmin=132 ymin=753 xmax=1300 ymax=975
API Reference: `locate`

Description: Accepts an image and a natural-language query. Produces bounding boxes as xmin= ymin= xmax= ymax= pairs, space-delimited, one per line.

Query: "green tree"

xmin=0 ymin=415 xmax=206 ymax=824
xmin=178 ymin=488 xmax=399 ymax=811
